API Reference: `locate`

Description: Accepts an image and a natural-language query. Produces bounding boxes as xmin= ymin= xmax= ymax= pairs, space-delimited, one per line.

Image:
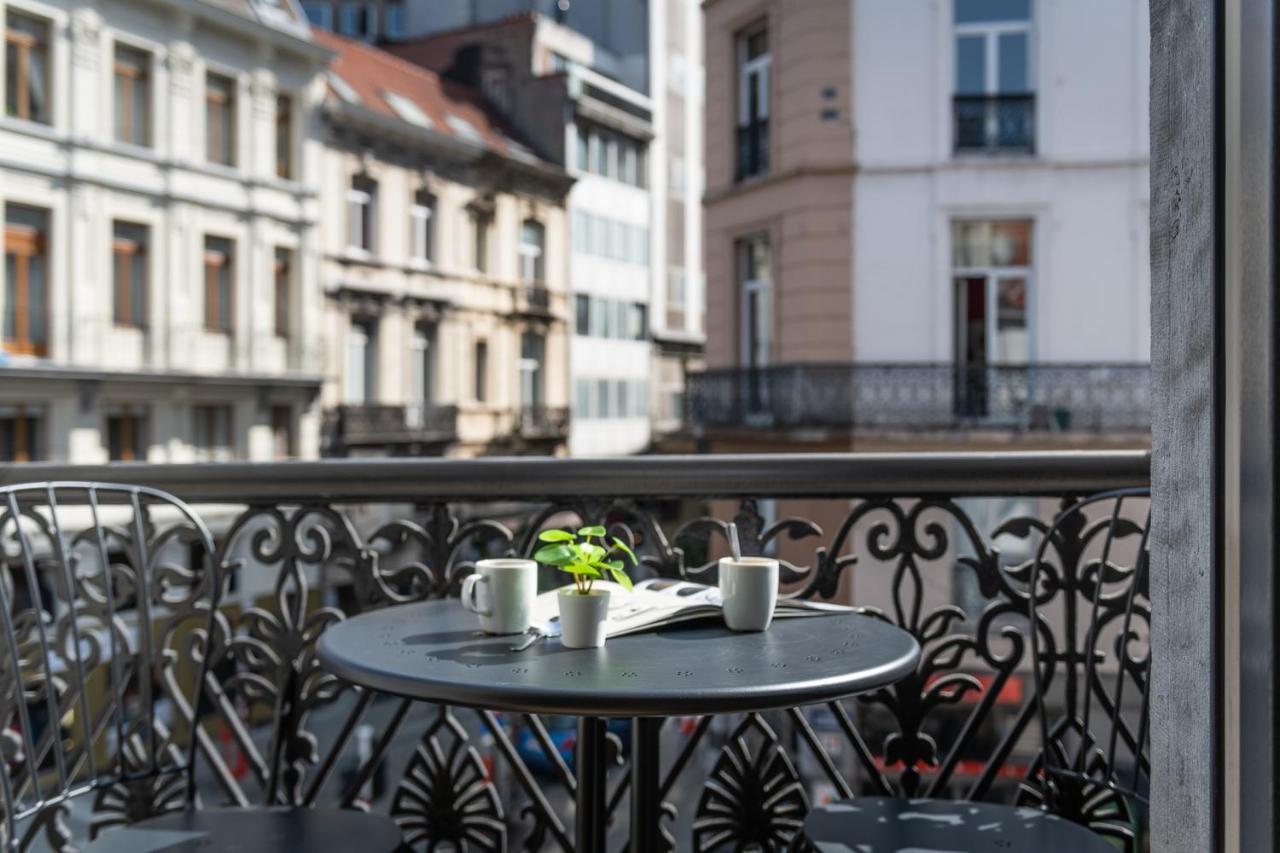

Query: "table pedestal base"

xmin=576 ymin=717 xmax=609 ymax=850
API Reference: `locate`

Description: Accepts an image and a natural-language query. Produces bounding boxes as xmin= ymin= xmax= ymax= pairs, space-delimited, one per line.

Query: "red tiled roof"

xmin=313 ymin=29 xmax=542 ymax=165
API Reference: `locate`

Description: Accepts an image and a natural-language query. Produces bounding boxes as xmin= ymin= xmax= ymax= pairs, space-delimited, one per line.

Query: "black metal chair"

xmin=0 ymin=483 xmax=403 ymax=853
xmin=800 ymin=489 xmax=1151 ymax=852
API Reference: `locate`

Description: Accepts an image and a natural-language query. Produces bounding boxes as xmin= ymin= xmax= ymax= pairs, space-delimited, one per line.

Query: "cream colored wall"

xmin=0 ymin=0 xmax=327 ymax=462
xmin=318 ymin=141 xmax=571 ymax=455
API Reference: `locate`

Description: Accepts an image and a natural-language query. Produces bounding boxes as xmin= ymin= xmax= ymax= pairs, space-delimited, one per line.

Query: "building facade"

xmin=0 ymin=0 xmax=330 ymax=464
xmin=300 ymin=1 xmax=707 ymax=456
xmin=696 ymin=0 xmax=1150 ymax=452
xmin=314 ymin=31 xmax=574 ymax=458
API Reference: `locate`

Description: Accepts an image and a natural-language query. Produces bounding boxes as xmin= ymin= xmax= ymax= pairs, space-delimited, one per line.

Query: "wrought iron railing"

xmin=687 ymin=362 xmax=1151 ymax=435
xmin=954 ymin=93 xmax=1036 ymax=153
xmin=517 ymin=404 xmax=571 ymax=439
xmin=0 ymin=452 xmax=1151 ymax=851
xmin=323 ymin=404 xmax=458 ymax=454
xmin=736 ymin=119 xmax=770 ymax=180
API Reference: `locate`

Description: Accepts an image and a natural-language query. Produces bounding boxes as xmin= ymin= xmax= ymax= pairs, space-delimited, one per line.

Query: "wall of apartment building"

xmin=851 ymin=0 xmax=1151 ymax=364
xmin=702 ymin=0 xmax=855 ymax=370
xmin=0 ymin=0 xmax=327 ymax=463
xmin=317 ymin=135 xmax=572 ymax=456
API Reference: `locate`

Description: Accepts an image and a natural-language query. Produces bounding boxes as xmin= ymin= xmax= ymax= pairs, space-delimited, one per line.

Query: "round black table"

xmin=318 ymin=599 xmax=921 ymax=850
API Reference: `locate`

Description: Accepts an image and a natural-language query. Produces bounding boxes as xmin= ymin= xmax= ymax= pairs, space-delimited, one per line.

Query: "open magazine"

xmin=531 ymin=578 xmax=851 ymax=639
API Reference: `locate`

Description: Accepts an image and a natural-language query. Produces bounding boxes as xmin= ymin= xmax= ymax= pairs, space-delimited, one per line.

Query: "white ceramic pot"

xmin=557 ymin=588 xmax=611 ymax=649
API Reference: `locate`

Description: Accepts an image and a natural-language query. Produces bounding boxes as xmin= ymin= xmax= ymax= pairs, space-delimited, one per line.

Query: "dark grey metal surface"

xmin=802 ymin=798 xmax=1113 ymax=853
xmin=1150 ymin=0 xmax=1223 ymax=851
xmin=0 ymin=450 xmax=1150 ymax=503
xmin=83 ymin=808 xmax=404 ymax=853
xmin=317 ymin=601 xmax=921 ymax=717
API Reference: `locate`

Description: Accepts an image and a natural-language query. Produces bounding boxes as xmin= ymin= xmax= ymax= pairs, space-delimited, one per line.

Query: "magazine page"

xmin=532 ymin=577 xmax=852 ymax=639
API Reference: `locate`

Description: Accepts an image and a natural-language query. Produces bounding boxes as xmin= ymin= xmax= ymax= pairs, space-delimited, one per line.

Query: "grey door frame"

xmin=1152 ymin=0 xmax=1276 ymax=850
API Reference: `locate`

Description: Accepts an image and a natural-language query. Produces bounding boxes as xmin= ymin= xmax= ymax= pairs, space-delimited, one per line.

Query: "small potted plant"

xmin=535 ymin=525 xmax=637 ymax=648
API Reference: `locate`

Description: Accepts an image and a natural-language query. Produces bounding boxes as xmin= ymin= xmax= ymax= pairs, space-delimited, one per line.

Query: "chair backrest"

xmin=1027 ymin=488 xmax=1150 ymax=846
xmin=0 ymin=483 xmax=221 ymax=852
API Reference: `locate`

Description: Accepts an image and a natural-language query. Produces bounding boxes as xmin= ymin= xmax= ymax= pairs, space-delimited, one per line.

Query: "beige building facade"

xmin=315 ymin=31 xmax=574 ymax=458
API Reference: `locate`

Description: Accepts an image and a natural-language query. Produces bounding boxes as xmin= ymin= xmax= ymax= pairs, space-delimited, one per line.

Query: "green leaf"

xmin=580 ymin=542 xmax=606 ymax=561
xmin=610 ymin=537 xmax=638 ymax=566
xmin=561 ymin=564 xmax=602 ymax=577
xmin=608 ymin=567 xmax=634 ymax=591
xmin=578 ymin=525 xmax=607 ymax=538
xmin=604 ymin=559 xmax=624 ymax=571
xmin=534 ymin=543 xmax=574 ymax=565
xmin=538 ymin=529 xmax=575 ymax=543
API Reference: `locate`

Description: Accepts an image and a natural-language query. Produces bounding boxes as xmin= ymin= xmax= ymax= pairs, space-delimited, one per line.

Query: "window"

xmin=739 ymin=235 xmax=772 ymax=382
xmin=271 ymin=405 xmax=294 ymax=458
xmin=275 ymin=94 xmax=293 ymax=179
xmin=630 ymin=303 xmax=648 ymax=340
xmin=347 ymin=318 xmax=376 ymax=403
xmin=736 ymin=23 xmax=770 ymax=180
xmin=411 ymin=322 xmax=436 ymax=408
xmin=574 ymin=378 xmax=591 ymax=418
xmin=106 ymin=405 xmax=147 ymax=461
xmin=385 ymin=1 xmax=405 ymax=37
xmin=113 ymin=44 xmax=150 ymax=147
xmin=273 ymin=247 xmax=292 ymax=338
xmin=347 ymin=175 xmax=376 ymax=253
xmin=410 ymin=190 xmax=435 ymax=263
xmin=193 ymin=404 xmax=233 ymax=462
xmin=112 ymin=221 xmax=148 ymax=328
xmin=952 ymin=219 xmax=1032 ymax=416
xmin=474 ymin=340 xmax=488 ymax=402
xmin=205 ymin=72 xmax=237 ymax=167
xmin=595 ymin=378 xmax=610 ymax=418
xmin=471 ymin=210 xmax=490 ymax=272
xmin=575 ymin=294 xmax=590 ymax=335
xmin=519 ymin=220 xmax=545 ymax=283
xmin=954 ymin=0 xmax=1033 ymax=153
xmin=203 ymin=236 xmax=233 ymax=334
xmin=4 ymin=10 xmax=50 ymax=124
xmin=339 ymin=3 xmax=374 ymax=39
xmin=301 ymin=1 xmax=333 ymax=28
xmin=3 ymin=204 xmax=48 ymax=356
xmin=481 ymin=66 xmax=511 ymax=113
xmin=575 ymin=121 xmax=646 ymax=187
xmin=520 ymin=332 xmax=544 ymax=409
xmin=0 ymin=405 xmax=43 ymax=461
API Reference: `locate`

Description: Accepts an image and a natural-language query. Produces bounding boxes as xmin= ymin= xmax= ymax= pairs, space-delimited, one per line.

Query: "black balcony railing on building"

xmin=324 ymin=403 xmax=458 ymax=453
xmin=519 ymin=285 xmax=552 ymax=314
xmin=0 ymin=452 xmax=1151 ymax=850
xmin=736 ymin=119 xmax=770 ymax=180
xmin=516 ymin=403 xmax=570 ymax=439
xmin=954 ymin=93 xmax=1036 ymax=154
xmin=687 ymin=362 xmax=1150 ymax=434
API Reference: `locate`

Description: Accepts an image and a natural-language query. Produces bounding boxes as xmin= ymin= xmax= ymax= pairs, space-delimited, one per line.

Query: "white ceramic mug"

xmin=461 ymin=559 xmax=537 ymax=635
xmin=719 ymin=556 xmax=779 ymax=632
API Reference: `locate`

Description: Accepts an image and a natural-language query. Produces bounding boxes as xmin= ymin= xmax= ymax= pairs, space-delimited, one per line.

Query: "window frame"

xmin=106 ymin=404 xmax=148 ymax=462
xmin=205 ymin=71 xmax=238 ymax=167
xmin=203 ymin=236 xmax=234 ymax=334
xmin=519 ymin=219 xmax=546 ymax=284
xmin=735 ymin=21 xmax=771 ymax=180
xmin=273 ymin=246 xmax=292 ymax=339
xmin=3 ymin=204 xmax=49 ymax=356
xmin=0 ymin=404 xmax=44 ymax=462
xmin=474 ymin=339 xmax=489 ymax=403
xmin=4 ymin=9 xmax=51 ymax=125
xmin=409 ymin=189 xmax=435 ymax=264
xmin=112 ymin=42 xmax=152 ymax=148
xmin=112 ymin=220 xmax=148 ymax=329
xmin=347 ymin=174 xmax=376 ymax=253
xmin=275 ymin=93 xmax=294 ymax=179
xmin=193 ymin=403 xmax=234 ymax=462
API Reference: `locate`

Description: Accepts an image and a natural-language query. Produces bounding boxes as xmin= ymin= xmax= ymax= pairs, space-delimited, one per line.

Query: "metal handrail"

xmin=0 ymin=450 xmax=1151 ymax=503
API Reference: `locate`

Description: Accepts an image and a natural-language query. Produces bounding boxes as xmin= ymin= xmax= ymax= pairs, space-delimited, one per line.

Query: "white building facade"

xmin=0 ymin=0 xmax=329 ymax=463
xmin=851 ymin=0 xmax=1150 ymax=369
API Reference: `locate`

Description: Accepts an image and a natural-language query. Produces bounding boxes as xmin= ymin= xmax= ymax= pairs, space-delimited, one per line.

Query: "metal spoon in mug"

xmin=727 ymin=522 xmax=743 ymax=560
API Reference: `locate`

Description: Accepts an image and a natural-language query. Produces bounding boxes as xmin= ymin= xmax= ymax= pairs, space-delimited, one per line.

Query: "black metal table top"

xmin=317 ymin=600 xmax=921 ymax=716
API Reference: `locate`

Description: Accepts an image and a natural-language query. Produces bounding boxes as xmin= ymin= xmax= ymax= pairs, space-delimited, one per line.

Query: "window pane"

xmin=954 ymin=0 xmax=1030 ymax=24
xmin=997 ymin=32 xmax=1029 ymax=93
xmin=955 ymin=35 xmax=986 ymax=94
xmin=6 ymin=12 xmax=51 ymax=124
xmin=995 ymin=276 xmax=1029 ymax=362
xmin=575 ymin=294 xmax=590 ymax=335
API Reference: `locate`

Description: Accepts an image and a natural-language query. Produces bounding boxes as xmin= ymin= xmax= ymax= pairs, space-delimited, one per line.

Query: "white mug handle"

xmin=462 ymin=573 xmax=491 ymax=617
